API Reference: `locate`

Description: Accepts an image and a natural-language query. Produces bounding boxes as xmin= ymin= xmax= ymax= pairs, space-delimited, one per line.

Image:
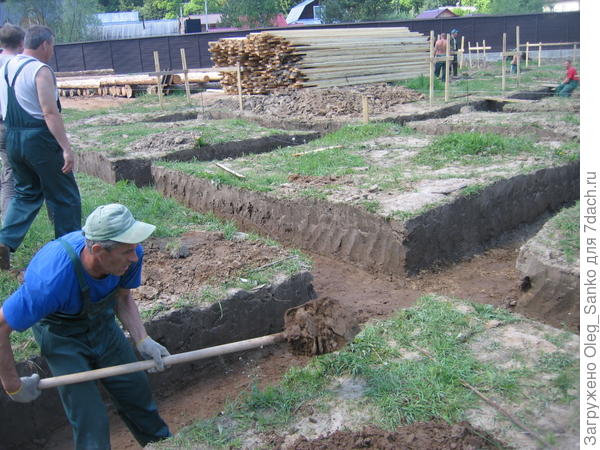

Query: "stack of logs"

xmin=57 ymin=70 xmax=223 ymax=98
xmin=209 ymin=27 xmax=430 ymax=95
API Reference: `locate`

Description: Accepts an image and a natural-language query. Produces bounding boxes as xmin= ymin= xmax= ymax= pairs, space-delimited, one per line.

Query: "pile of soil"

xmin=269 ymin=421 xmax=506 ymax=449
xmin=125 ymin=130 xmax=199 ymax=156
xmin=283 ymin=297 xmax=360 ymax=356
xmin=210 ymin=83 xmax=424 ymax=119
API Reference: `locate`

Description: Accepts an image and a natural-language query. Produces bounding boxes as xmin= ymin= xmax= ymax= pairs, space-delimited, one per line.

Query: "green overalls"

xmin=0 ymin=58 xmax=81 ymax=251
xmin=32 ymin=239 xmax=170 ymax=449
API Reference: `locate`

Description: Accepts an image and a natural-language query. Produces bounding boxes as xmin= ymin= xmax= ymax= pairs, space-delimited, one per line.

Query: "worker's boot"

xmin=0 ymin=243 xmax=10 ymax=270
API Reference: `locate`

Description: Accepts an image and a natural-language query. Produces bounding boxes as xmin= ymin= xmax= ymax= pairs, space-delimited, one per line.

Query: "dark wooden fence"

xmin=51 ymin=11 xmax=579 ymax=74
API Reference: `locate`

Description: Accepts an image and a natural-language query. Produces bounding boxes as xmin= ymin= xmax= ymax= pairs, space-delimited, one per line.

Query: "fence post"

xmin=502 ymin=33 xmax=506 ymax=95
xmin=429 ymin=30 xmax=435 ymax=105
xmin=516 ymin=26 xmax=520 ymax=87
xmin=153 ymin=50 xmax=164 ymax=108
xmin=180 ymin=48 xmax=191 ymax=104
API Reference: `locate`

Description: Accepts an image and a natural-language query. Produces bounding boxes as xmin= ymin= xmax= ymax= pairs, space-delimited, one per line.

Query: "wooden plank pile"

xmin=57 ymin=70 xmax=223 ymax=98
xmin=209 ymin=27 xmax=429 ymax=94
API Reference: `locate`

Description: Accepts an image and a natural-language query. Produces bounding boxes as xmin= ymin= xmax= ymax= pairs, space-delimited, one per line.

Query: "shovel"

xmin=38 ymin=297 xmax=359 ymax=390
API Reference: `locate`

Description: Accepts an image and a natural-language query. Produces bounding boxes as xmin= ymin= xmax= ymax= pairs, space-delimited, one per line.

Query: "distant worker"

xmin=434 ymin=33 xmax=448 ymax=82
xmin=510 ymin=49 xmax=520 ymax=74
xmin=449 ymin=29 xmax=460 ymax=77
xmin=0 ymin=25 xmax=81 ymax=270
xmin=555 ymin=59 xmax=579 ymax=97
xmin=0 ymin=203 xmax=171 ymax=449
xmin=0 ymin=24 xmax=24 ymax=223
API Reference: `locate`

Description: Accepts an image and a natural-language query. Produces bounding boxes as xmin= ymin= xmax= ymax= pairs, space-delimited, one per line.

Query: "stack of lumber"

xmin=57 ymin=71 xmax=223 ymax=98
xmin=209 ymin=27 xmax=429 ymax=94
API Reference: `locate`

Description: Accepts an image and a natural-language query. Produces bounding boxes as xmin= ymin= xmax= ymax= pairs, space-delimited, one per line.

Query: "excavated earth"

xmin=3 ymin=87 xmax=579 ymax=450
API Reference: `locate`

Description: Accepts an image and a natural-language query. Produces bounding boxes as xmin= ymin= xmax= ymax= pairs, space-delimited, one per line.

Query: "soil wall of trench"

xmin=0 ymin=272 xmax=315 ymax=450
xmin=152 ymin=162 xmax=579 ymax=276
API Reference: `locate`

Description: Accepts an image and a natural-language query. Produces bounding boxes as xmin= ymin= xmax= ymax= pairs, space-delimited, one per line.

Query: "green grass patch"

xmin=154 ymin=296 xmax=539 ymax=449
xmin=547 ymin=202 xmax=579 ymax=263
xmin=159 ymin=122 xmax=406 ymax=193
xmin=413 ymin=132 xmax=536 ymax=169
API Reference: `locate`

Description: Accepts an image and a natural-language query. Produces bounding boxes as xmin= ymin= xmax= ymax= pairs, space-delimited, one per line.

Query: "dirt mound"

xmin=273 ymin=421 xmax=506 ymax=449
xmin=284 ymin=297 xmax=360 ymax=356
xmin=126 ymin=130 xmax=199 ymax=156
xmin=210 ymin=83 xmax=424 ymax=119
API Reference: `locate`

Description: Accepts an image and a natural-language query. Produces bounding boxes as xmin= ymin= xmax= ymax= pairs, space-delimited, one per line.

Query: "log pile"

xmin=57 ymin=70 xmax=223 ymax=98
xmin=209 ymin=27 xmax=430 ymax=94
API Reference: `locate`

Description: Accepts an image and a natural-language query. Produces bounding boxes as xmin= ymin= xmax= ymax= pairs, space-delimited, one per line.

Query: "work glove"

xmin=136 ymin=337 xmax=170 ymax=373
xmin=7 ymin=374 xmax=41 ymax=403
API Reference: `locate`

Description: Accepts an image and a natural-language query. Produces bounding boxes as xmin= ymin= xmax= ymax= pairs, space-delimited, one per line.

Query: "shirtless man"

xmin=434 ymin=33 xmax=447 ymax=81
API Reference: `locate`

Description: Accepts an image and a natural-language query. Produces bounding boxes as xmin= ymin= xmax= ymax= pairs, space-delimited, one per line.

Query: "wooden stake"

xmin=516 ymin=26 xmax=521 ymax=87
xmin=361 ymin=95 xmax=369 ymax=123
xmin=525 ymin=41 xmax=529 ymax=68
xmin=153 ymin=51 xmax=163 ymax=108
xmin=459 ymin=35 xmax=465 ymax=69
xmin=429 ymin=30 xmax=434 ymax=105
xmin=538 ymin=42 xmax=542 ymax=67
xmin=502 ymin=33 xmax=506 ymax=94
xmin=236 ymin=63 xmax=243 ymax=111
xmin=292 ymin=145 xmax=342 ymax=157
xmin=215 ymin=162 xmax=246 ymax=179
xmin=444 ymin=36 xmax=450 ymax=102
xmin=180 ymin=48 xmax=191 ymax=104
xmin=482 ymin=40 xmax=487 ymax=67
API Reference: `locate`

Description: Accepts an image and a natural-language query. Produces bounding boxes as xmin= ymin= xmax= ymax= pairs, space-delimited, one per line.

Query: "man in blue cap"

xmin=450 ymin=29 xmax=460 ymax=77
xmin=0 ymin=203 xmax=171 ymax=449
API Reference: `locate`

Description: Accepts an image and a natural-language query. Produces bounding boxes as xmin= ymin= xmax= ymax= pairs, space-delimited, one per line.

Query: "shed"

xmin=416 ymin=7 xmax=458 ymax=19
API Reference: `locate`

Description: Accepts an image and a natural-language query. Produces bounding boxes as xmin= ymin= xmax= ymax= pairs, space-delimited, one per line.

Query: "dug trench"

xmin=2 ymin=94 xmax=579 ymax=449
xmin=4 ymin=167 xmax=577 ymax=449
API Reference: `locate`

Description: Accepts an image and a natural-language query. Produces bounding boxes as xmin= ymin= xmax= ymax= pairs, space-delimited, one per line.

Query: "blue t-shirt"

xmin=3 ymin=231 xmax=143 ymax=332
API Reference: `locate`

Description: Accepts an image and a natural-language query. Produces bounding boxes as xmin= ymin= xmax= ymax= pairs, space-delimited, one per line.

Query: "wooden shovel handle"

xmin=38 ymin=332 xmax=285 ymax=390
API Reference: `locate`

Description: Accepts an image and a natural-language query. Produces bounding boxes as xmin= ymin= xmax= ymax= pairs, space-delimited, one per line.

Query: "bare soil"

xmin=267 ymin=421 xmax=507 ymax=449
xmin=43 ymin=242 xmax=528 ymax=450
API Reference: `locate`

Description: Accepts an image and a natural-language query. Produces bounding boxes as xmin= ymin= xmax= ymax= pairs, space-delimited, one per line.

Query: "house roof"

xmin=286 ymin=0 xmax=318 ymax=24
xmin=416 ymin=7 xmax=458 ymax=19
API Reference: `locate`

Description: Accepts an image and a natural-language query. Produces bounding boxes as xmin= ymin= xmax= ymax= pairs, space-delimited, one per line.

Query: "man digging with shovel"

xmin=0 ymin=203 xmax=171 ymax=449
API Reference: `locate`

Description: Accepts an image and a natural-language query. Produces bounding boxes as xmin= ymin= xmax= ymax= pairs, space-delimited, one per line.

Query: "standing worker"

xmin=0 ymin=24 xmax=25 ymax=223
xmin=433 ymin=33 xmax=448 ymax=82
xmin=0 ymin=25 xmax=81 ymax=270
xmin=449 ymin=29 xmax=460 ymax=77
xmin=0 ymin=203 xmax=171 ymax=449
xmin=555 ymin=59 xmax=579 ymax=97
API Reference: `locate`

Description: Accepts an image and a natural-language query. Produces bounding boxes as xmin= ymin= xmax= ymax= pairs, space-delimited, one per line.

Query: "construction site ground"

xmin=36 ymin=83 xmax=580 ymax=450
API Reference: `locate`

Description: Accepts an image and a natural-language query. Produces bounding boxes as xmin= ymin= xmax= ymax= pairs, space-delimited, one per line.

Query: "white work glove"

xmin=136 ymin=337 xmax=170 ymax=373
xmin=7 ymin=374 xmax=41 ymax=403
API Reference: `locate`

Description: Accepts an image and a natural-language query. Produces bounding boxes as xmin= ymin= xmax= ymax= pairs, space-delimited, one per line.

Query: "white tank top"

xmin=0 ymin=54 xmax=58 ymax=120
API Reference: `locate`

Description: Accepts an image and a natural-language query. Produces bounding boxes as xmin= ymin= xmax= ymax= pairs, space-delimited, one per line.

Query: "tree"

xmin=220 ymin=0 xmax=283 ymax=28
xmin=321 ymin=0 xmax=396 ymax=23
xmin=183 ymin=0 xmax=226 ymax=16
xmin=5 ymin=0 xmax=100 ymax=43
xmin=139 ymin=0 xmax=183 ymax=19
xmin=487 ymin=0 xmax=544 ymax=14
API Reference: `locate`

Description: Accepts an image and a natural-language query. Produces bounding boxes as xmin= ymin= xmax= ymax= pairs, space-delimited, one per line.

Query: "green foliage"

xmin=487 ymin=0 xmax=544 ymax=14
xmin=5 ymin=0 xmax=101 ymax=43
xmin=140 ymin=0 xmax=182 ymax=20
xmin=183 ymin=0 xmax=226 ymax=16
xmin=321 ymin=0 xmax=396 ymax=23
xmin=549 ymin=202 xmax=579 ymax=263
xmin=220 ymin=0 xmax=283 ymax=28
